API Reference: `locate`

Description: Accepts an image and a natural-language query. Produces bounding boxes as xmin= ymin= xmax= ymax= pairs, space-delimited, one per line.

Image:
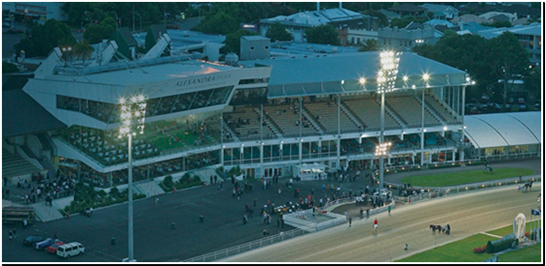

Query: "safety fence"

xmin=391 ymin=175 xmax=541 ymax=204
xmin=181 ymin=228 xmax=309 ymax=262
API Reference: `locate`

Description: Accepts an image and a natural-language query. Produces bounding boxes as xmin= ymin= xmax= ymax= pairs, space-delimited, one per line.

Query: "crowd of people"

xmin=17 ymin=170 xmax=77 ymax=205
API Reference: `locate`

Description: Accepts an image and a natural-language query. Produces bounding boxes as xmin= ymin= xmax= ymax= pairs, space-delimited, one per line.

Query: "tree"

xmin=481 ymin=20 xmax=512 ymax=28
xmin=304 ymin=24 xmax=340 ymax=45
xmin=2 ymin=62 xmax=19 ymax=73
xmin=73 ymin=39 xmax=95 ymax=65
xmin=221 ymin=29 xmax=257 ymax=56
xmin=486 ymin=31 xmax=530 ymax=111
xmin=265 ymin=22 xmax=293 ymax=42
xmin=362 ymin=10 xmax=388 ymax=27
xmin=523 ymin=67 xmax=540 ymax=99
xmin=14 ymin=19 xmax=76 ymax=58
xmin=412 ymin=31 xmax=491 ymax=101
xmin=84 ymin=17 xmax=116 ymax=44
xmin=197 ymin=11 xmax=239 ymax=35
xmin=358 ymin=39 xmax=380 ymax=52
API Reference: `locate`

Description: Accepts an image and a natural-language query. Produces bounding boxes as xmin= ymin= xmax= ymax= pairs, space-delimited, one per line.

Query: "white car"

xmin=56 ymin=242 xmax=85 ymax=258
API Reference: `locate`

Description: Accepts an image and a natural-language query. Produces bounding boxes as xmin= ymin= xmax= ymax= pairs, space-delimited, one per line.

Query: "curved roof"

xmin=464 ymin=112 xmax=541 ymax=149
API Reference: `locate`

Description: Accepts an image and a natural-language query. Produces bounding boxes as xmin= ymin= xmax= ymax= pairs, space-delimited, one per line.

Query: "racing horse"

xmin=430 ymin=224 xmax=442 ymax=234
xmin=524 ymin=181 xmax=533 ymax=192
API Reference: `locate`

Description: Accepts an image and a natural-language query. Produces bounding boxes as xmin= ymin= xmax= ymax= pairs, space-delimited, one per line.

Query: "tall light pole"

xmin=421 ymin=74 xmax=430 ymax=166
xmin=377 ymin=51 xmax=400 ymax=189
xmin=118 ymin=94 xmax=147 ymax=262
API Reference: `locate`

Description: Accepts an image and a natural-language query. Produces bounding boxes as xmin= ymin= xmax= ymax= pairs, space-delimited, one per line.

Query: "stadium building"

xmin=3 ymin=31 xmax=540 ymax=189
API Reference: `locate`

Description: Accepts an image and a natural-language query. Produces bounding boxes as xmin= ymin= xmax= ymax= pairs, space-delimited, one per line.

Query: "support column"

xmin=460 ymin=86 xmax=466 ymax=162
xmin=379 ymin=92 xmax=385 ymax=188
xmin=337 ymin=95 xmax=341 ymax=171
xmin=299 ymin=140 xmax=303 ymax=165
xmin=260 ymin=144 xmax=264 ymax=178
xmin=421 ymin=88 xmax=425 ymax=166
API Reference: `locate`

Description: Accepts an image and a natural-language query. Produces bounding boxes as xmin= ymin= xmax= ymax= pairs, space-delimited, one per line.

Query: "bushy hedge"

xmin=2 ymin=62 xmax=19 ymax=73
xmin=160 ymin=174 xmax=203 ymax=192
xmin=486 ymin=238 xmax=518 ymax=254
xmin=63 ymin=182 xmax=145 ymax=215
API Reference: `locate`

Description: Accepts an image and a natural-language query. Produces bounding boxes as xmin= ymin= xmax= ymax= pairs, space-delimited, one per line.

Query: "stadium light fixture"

xmin=118 ymin=94 xmax=147 ymax=263
xmin=376 ymin=50 xmax=400 ymax=190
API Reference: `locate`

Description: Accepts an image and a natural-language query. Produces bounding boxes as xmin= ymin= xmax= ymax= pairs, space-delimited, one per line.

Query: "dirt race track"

xmin=222 ymin=183 xmax=542 ymax=262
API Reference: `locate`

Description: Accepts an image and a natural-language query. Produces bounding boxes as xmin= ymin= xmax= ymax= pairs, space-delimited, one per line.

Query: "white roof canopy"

xmin=464 ymin=112 xmax=541 ymax=149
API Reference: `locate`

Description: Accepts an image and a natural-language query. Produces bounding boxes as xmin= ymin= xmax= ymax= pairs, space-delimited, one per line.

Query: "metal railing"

xmin=181 ymin=228 xmax=308 ymax=262
xmin=390 ymin=175 xmax=541 ymax=204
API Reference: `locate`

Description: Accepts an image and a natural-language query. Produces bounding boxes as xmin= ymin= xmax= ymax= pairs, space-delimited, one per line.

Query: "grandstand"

xmin=9 ymin=32 xmax=522 ymax=190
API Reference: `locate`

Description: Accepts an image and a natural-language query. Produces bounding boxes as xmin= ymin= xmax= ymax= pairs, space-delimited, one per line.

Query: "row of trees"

xmin=413 ymin=30 xmax=537 ymax=108
xmin=14 ymin=19 xmax=94 ymax=64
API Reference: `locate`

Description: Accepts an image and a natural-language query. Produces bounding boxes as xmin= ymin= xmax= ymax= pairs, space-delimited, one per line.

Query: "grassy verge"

xmin=486 ymin=221 xmax=539 ymax=237
xmin=497 ymin=244 xmax=542 ymax=262
xmin=398 ymin=234 xmax=497 ymax=262
xmin=400 ymin=168 xmax=534 ymax=187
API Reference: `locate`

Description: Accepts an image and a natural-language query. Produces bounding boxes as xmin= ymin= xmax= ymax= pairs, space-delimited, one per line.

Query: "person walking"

xmin=388 ymin=205 xmax=391 ymax=216
xmin=366 ymin=209 xmax=370 ymax=219
xmin=360 ymin=208 xmax=364 ymax=219
xmin=9 ymin=230 xmax=13 ymax=241
xmin=348 ymin=216 xmax=352 ymax=227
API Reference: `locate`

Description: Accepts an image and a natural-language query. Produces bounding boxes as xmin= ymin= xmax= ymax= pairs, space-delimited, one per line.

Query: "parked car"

xmin=518 ymin=97 xmax=525 ymax=104
xmin=46 ymin=241 xmax=65 ymax=254
xmin=35 ymin=238 xmax=60 ymax=250
xmin=519 ymin=104 xmax=527 ymax=111
xmin=57 ymin=242 xmax=85 ymax=258
xmin=23 ymin=235 xmax=45 ymax=246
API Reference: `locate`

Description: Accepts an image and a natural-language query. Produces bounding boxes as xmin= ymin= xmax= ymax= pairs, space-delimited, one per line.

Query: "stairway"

xmin=253 ymin=107 xmax=283 ymax=138
xmin=301 ymin=107 xmax=325 ymax=135
xmin=339 ymin=102 xmax=365 ymax=130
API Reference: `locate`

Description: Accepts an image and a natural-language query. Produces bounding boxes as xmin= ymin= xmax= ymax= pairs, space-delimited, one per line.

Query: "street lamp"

xmin=61 ymin=46 xmax=72 ymax=66
xmin=118 ymin=94 xmax=147 ymax=262
xmin=376 ymin=51 xmax=400 ymax=189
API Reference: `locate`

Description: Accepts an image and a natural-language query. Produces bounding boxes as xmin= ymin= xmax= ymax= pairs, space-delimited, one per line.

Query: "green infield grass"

xmin=487 ymin=221 xmax=540 ymax=237
xmin=397 ymin=233 xmax=498 ymax=262
xmin=497 ymin=244 xmax=542 ymax=262
xmin=400 ymin=168 xmax=535 ymax=187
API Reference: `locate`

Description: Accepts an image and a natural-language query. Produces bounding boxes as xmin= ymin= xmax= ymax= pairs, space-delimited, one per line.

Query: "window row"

xmin=56 ymin=85 xmax=233 ymax=123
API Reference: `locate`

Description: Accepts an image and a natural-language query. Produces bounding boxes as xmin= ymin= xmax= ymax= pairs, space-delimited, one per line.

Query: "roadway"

xmin=222 ymin=183 xmax=542 ymax=262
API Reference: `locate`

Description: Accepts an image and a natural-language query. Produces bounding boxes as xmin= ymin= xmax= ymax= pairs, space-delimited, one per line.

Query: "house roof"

xmin=450 ymin=14 xmax=487 ymax=25
xmin=424 ymin=19 xmax=455 ymax=28
xmin=260 ymin=8 xmax=365 ymax=27
xmin=420 ymin=4 xmax=459 ymax=13
xmin=405 ymin=21 xmax=424 ymax=30
xmin=389 ymin=3 xmax=427 ymax=13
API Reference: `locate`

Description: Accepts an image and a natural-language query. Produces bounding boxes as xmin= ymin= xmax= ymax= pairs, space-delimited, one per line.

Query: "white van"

xmin=56 ymin=242 xmax=85 ymax=258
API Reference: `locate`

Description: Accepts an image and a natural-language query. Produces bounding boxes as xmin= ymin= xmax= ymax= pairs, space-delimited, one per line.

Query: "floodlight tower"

xmin=118 ymin=94 xmax=147 ymax=262
xmin=376 ymin=51 xmax=400 ymax=189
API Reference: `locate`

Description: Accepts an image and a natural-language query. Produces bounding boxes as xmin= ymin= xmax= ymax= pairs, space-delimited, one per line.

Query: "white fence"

xmin=181 ymin=228 xmax=308 ymax=262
